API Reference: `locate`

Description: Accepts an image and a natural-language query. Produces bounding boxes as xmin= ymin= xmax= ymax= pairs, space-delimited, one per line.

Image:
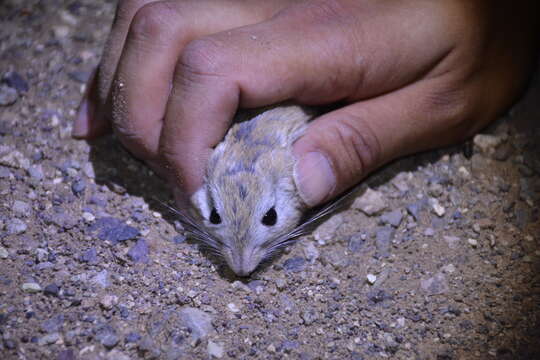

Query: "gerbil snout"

xmin=224 ymin=246 xmax=264 ymax=277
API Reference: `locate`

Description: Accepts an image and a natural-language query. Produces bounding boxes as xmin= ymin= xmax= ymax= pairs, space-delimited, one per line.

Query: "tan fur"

xmin=191 ymin=105 xmax=316 ymax=275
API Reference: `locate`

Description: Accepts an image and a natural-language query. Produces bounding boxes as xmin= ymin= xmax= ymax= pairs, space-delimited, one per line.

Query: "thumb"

xmin=292 ymin=78 xmax=477 ymax=207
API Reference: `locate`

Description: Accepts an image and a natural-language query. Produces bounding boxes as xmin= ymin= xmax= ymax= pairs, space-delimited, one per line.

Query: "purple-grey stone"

xmin=283 ymin=257 xmax=306 ymax=273
xmin=2 ymin=71 xmax=29 ymax=93
xmin=90 ymin=217 xmax=139 ymax=244
xmin=81 ymin=247 xmax=98 ymax=264
xmin=127 ymin=238 xmax=149 ymax=263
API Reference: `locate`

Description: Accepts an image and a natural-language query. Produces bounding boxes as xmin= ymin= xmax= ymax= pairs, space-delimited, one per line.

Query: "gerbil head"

xmin=190 ymin=146 xmax=304 ymax=276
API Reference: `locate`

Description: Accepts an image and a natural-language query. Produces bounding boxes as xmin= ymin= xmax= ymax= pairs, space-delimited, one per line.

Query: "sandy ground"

xmin=0 ymin=1 xmax=539 ymax=359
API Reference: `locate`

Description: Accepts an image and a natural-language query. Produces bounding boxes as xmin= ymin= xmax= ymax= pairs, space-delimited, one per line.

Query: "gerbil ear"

xmin=191 ymin=186 xmax=211 ymax=219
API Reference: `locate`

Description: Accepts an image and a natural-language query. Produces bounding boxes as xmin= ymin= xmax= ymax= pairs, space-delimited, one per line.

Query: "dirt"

xmin=0 ymin=1 xmax=539 ymax=359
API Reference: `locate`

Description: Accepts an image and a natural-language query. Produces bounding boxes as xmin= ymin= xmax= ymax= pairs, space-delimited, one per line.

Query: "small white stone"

xmin=473 ymin=134 xmax=503 ymax=152
xmin=22 ymin=282 xmax=42 ymax=293
xmin=227 ymin=303 xmax=240 ymax=313
xmin=467 ymin=238 xmax=478 ymax=247
xmin=442 ymin=264 xmax=456 ymax=274
xmin=82 ymin=212 xmax=95 ymax=222
xmin=366 ymin=274 xmax=377 ymax=285
xmin=100 ymin=294 xmax=119 ymax=310
xmin=429 ymin=198 xmax=445 ymax=217
xmin=458 ymin=166 xmax=470 ymax=178
xmin=352 ymin=188 xmax=387 ymax=216
xmin=0 ymin=246 xmax=9 ymax=259
xmin=207 ymin=341 xmax=224 ymax=358
xmin=231 ymin=281 xmax=251 ymax=293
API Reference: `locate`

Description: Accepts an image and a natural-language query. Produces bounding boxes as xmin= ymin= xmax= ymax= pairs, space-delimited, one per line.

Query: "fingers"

xmin=159 ymin=0 xmax=455 ymax=194
xmin=73 ymin=0 xmax=160 ymax=139
xmin=111 ymin=0 xmax=280 ymax=160
xmin=292 ymin=75 xmax=482 ymax=206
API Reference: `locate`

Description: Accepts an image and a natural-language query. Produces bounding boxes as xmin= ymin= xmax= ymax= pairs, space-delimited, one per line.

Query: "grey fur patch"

xmin=224 ymin=161 xmax=255 ymax=176
xmin=234 ymin=121 xmax=255 ymax=141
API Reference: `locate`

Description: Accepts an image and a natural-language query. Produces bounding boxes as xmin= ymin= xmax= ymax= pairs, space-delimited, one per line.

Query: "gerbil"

xmin=182 ymin=105 xmax=319 ymax=276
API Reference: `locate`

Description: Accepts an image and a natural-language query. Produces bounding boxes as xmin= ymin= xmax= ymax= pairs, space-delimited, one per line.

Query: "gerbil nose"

xmin=230 ymin=249 xmax=259 ymax=277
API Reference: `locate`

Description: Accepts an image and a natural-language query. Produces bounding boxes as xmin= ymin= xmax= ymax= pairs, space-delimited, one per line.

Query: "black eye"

xmin=210 ymin=207 xmax=221 ymax=224
xmin=261 ymin=207 xmax=277 ymax=226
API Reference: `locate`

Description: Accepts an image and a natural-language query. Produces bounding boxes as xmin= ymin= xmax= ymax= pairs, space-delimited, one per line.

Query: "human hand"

xmin=73 ymin=0 xmax=539 ymax=206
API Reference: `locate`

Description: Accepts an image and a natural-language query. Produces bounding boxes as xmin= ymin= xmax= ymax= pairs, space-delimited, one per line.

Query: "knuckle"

xmin=329 ymin=113 xmax=381 ymax=177
xmin=115 ymin=0 xmax=152 ymax=25
xmin=425 ymin=85 xmax=474 ymax=130
xmin=290 ymin=0 xmax=352 ymax=24
xmin=130 ymin=1 xmax=177 ymax=42
xmin=177 ymin=37 xmax=230 ymax=79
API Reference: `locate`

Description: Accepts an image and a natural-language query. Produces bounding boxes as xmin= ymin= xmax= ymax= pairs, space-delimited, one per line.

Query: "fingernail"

xmin=293 ymin=152 xmax=336 ymax=206
xmin=72 ymin=98 xmax=90 ymax=138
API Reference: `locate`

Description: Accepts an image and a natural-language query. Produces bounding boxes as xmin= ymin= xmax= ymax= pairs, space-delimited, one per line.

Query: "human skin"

xmin=73 ymin=0 xmax=539 ymax=206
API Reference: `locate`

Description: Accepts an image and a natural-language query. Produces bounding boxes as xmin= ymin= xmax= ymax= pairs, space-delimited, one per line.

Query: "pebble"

xmin=424 ymin=227 xmax=435 ymax=237
xmin=2 ymin=71 xmax=29 ymax=93
xmin=172 ymin=234 xmax=186 ymax=244
xmin=227 ymin=303 xmax=240 ymax=313
xmin=0 ymin=166 xmax=11 ymax=178
xmin=178 ymin=307 xmax=214 ymax=341
xmin=352 ymin=188 xmax=387 ymax=215
xmin=71 ymin=179 xmax=86 ymax=195
xmin=420 ymin=272 xmax=449 ymax=295
xmin=57 ymin=350 xmax=75 ymax=360
xmin=348 ymin=233 xmax=366 ymax=253
xmin=94 ymin=324 xmax=119 ymax=349
xmin=92 ymin=270 xmax=110 ymax=288
xmin=99 ymin=294 xmax=118 ymax=310
xmin=12 ymin=200 xmax=31 ymax=216
xmin=27 ymin=164 xmax=44 ymax=180
xmin=282 ymin=257 xmax=306 ymax=273
xmin=0 ymin=84 xmax=18 ymax=106
xmin=429 ymin=198 xmax=446 ymax=217
xmin=43 ymin=283 xmax=60 ymax=297
xmin=21 ymin=282 xmax=41 ymax=293
xmin=38 ymin=332 xmax=61 ymax=346
xmin=247 ymin=280 xmax=265 ymax=294
xmin=375 ymin=227 xmax=395 ymax=258
xmin=90 ymin=217 xmax=139 ymax=244
xmin=303 ymin=242 xmax=320 ymax=262
xmin=473 ymin=134 xmax=503 ymax=153
xmin=231 ymin=281 xmax=251 ymax=293
xmin=127 ymin=238 xmax=150 ymax=263
xmin=81 ymin=247 xmax=98 ymax=264
xmin=6 ymin=218 xmax=27 ymax=235
xmin=82 ymin=212 xmax=96 ymax=223
xmin=444 ymin=236 xmax=460 ymax=249
xmin=312 ymin=214 xmax=343 ymax=244
xmin=467 ymin=238 xmax=478 ymax=247
xmin=0 ymin=246 xmax=9 ymax=259
xmin=41 ymin=314 xmax=64 ymax=333
xmin=125 ymin=332 xmax=142 ymax=343
xmin=0 ymin=150 xmax=30 ymax=170
xmin=367 ymin=288 xmax=393 ymax=305
xmin=208 ymin=341 xmax=224 ymax=358
xmin=366 ymin=274 xmax=377 ymax=285
xmin=301 ymin=309 xmax=318 ymax=325
xmin=380 ymin=209 xmax=403 ymax=228
xmin=441 ymin=264 xmax=456 ymax=274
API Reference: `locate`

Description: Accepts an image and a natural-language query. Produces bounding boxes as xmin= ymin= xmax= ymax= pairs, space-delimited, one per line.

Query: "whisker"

xmin=153 ymin=198 xmax=228 ymax=251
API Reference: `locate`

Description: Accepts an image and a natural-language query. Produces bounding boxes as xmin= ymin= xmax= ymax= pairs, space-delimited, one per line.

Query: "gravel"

xmin=0 ymin=1 xmax=539 ymax=359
